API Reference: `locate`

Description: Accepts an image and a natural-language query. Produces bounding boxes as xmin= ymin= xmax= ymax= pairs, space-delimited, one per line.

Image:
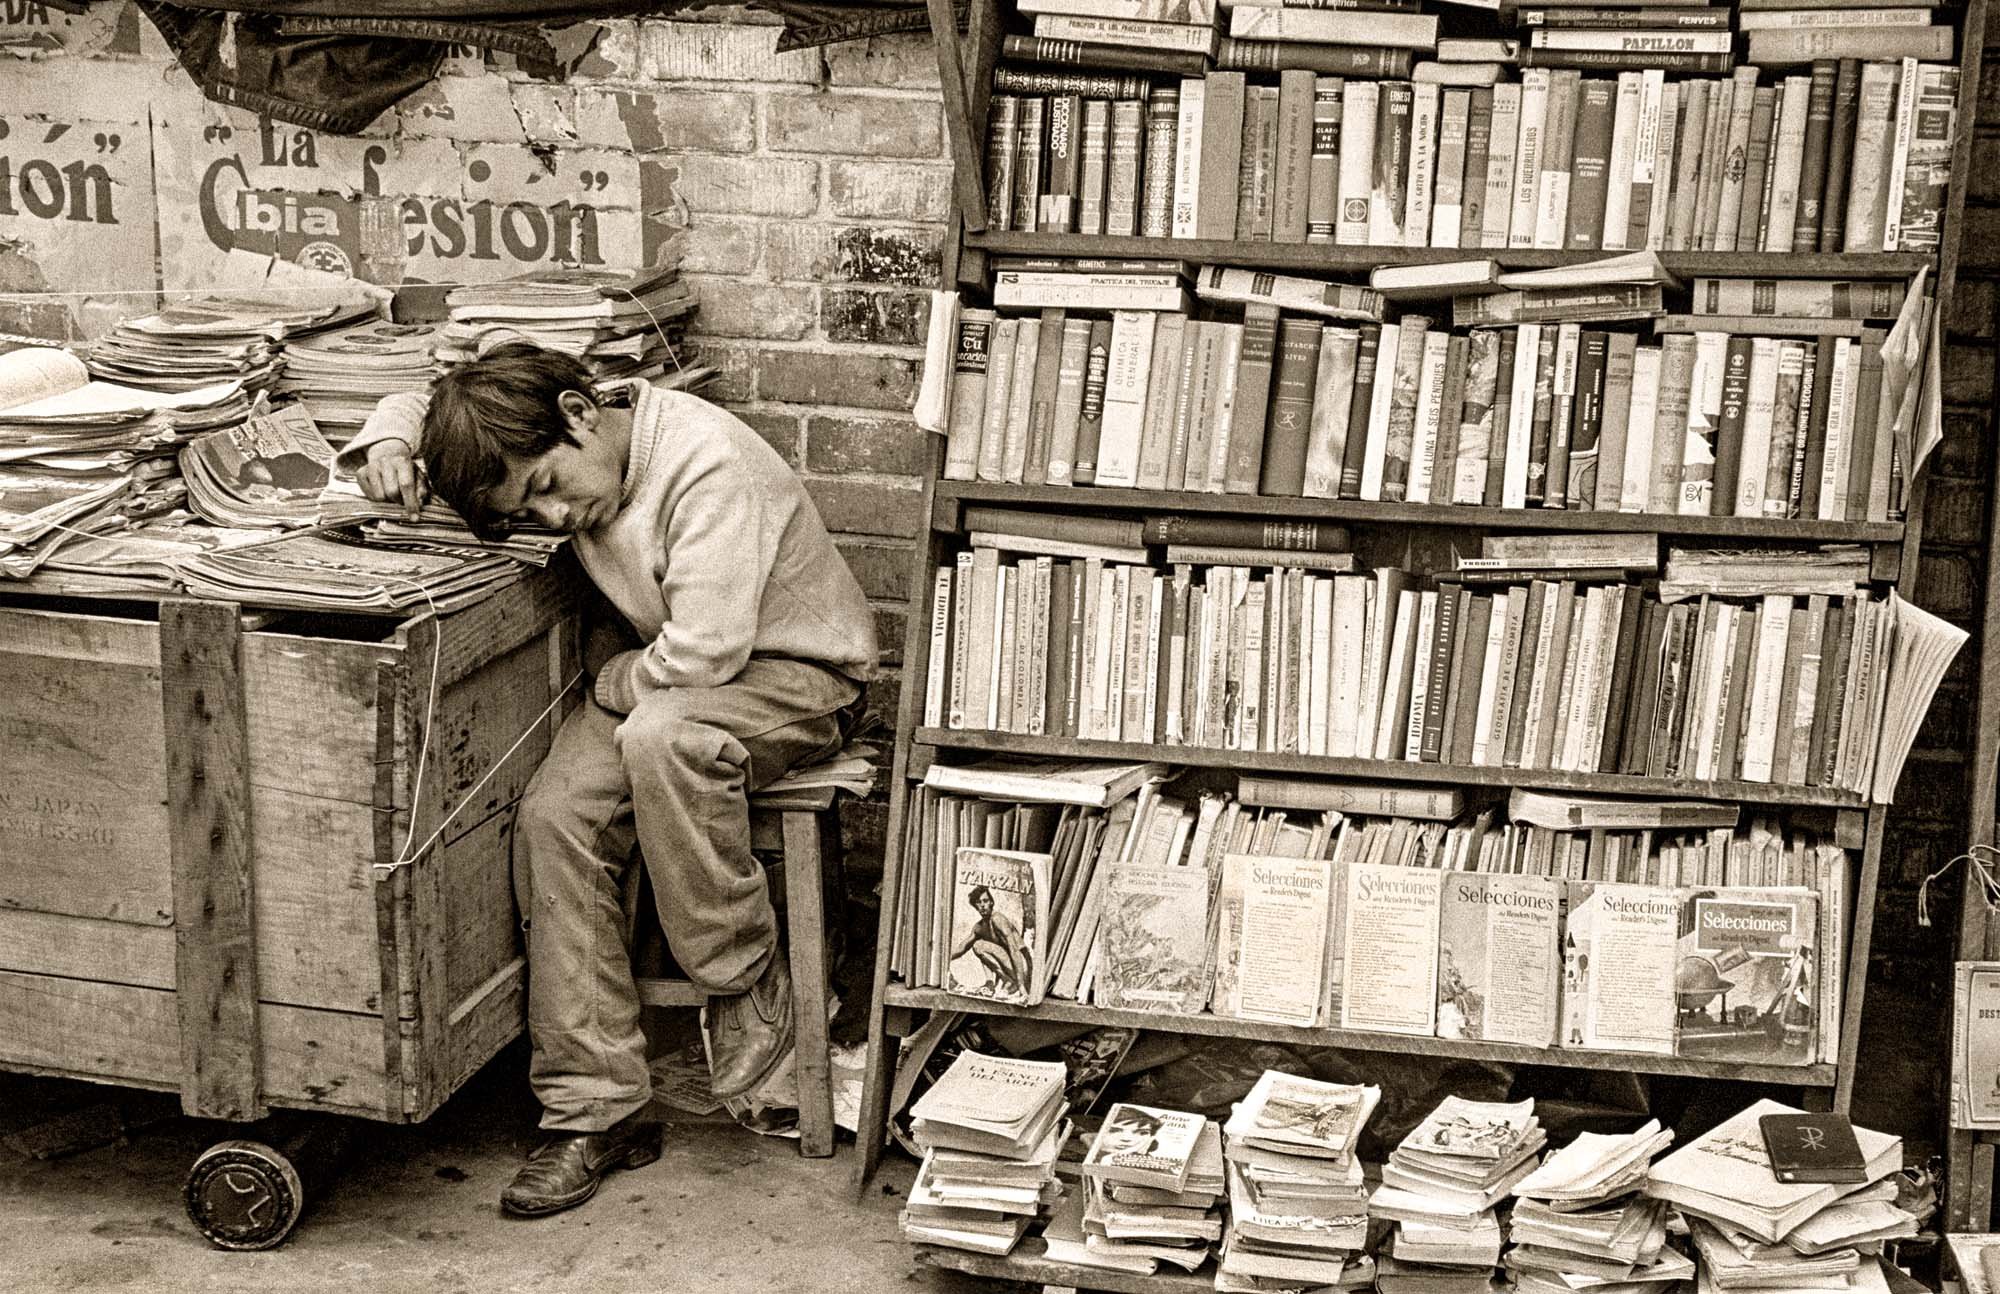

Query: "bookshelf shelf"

xmin=936 ymin=480 xmax=1907 ymax=544
xmin=918 ymin=1240 xmax=1216 ymax=1293
xmin=885 ymin=988 xmax=1840 ymax=1087
xmin=914 ymin=728 xmax=1870 ymax=810
xmin=965 ymin=231 xmax=1937 ymax=281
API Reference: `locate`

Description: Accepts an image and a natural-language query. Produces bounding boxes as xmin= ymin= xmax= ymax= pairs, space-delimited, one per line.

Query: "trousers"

xmin=511 ymin=656 xmax=862 ymax=1132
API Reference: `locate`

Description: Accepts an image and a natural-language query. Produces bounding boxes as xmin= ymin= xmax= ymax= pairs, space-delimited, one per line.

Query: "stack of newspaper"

xmin=89 ymin=294 xmax=378 ymax=393
xmin=1218 ymin=1071 xmax=1382 ymax=1292
xmin=1376 ymin=1097 xmax=1547 ymax=1294
xmin=1060 ymin=1104 xmax=1223 ymax=1276
xmin=0 ymin=346 xmax=251 ymax=577
xmin=174 ymin=529 xmax=524 ymax=613
xmin=316 ymin=465 xmax=565 ymax=567
xmin=1647 ymin=1101 xmax=1911 ymax=1294
xmin=434 ymin=238 xmax=705 ymax=385
xmin=1506 ymin=1120 xmax=1686 ymax=1294
xmin=275 ymin=319 xmax=439 ymax=443
xmin=901 ymin=1051 xmax=1069 ymax=1256
xmin=181 ymin=406 xmax=335 ymax=530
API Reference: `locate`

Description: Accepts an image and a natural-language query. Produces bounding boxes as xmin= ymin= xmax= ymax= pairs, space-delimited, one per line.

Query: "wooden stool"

xmin=621 ymin=783 xmax=848 ymax=1158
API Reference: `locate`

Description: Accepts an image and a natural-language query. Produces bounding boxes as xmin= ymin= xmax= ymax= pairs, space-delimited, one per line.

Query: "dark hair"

xmin=967 ymin=885 xmax=993 ymax=908
xmin=422 ymin=343 xmax=596 ymax=540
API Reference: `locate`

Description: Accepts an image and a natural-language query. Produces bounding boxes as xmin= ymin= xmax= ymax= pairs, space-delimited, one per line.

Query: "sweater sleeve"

xmin=631 ymin=458 xmax=779 ymax=693
xmin=333 ymin=390 xmax=433 ymax=474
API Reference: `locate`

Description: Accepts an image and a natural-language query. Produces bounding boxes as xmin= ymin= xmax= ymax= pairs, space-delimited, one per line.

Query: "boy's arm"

xmin=334 ymin=390 xmax=433 ymax=473
xmin=595 ymin=462 xmax=776 ymax=710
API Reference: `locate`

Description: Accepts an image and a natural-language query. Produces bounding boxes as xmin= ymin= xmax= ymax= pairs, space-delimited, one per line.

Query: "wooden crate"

xmin=0 ymin=571 xmax=580 ymax=1124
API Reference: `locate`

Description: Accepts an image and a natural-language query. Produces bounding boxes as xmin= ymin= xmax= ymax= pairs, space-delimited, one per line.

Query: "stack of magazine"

xmin=88 ymin=293 xmax=378 ymax=393
xmin=1376 ymin=1097 xmax=1546 ymax=1288
xmin=435 ymin=236 xmax=708 ymax=386
xmin=1068 ymin=1104 xmax=1224 ymax=1275
xmin=274 ymin=319 xmax=439 ymax=443
xmin=0 ymin=346 xmax=250 ymax=577
xmin=901 ymin=1051 xmax=1069 ymax=1256
xmin=181 ymin=405 xmax=336 ymax=530
xmin=316 ymin=465 xmax=566 ymax=567
xmin=1218 ymin=1071 xmax=1382 ymax=1290
xmin=1507 ymin=1120 xmax=1684 ymax=1294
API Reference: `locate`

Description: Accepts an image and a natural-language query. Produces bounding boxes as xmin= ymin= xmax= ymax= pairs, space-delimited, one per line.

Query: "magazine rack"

xmin=855 ymin=0 xmax=1990 ymax=1213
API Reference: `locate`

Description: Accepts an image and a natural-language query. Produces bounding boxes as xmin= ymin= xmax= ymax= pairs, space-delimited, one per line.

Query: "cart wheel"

xmin=184 ymin=1120 xmax=352 ymax=1251
xmin=185 ymin=1139 xmax=305 ymax=1250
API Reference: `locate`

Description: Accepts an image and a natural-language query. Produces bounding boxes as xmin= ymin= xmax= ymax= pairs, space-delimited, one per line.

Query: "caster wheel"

xmin=184 ymin=1139 xmax=305 ymax=1251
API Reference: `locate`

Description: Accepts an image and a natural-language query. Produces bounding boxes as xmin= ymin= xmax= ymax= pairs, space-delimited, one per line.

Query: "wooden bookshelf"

xmin=968 ymin=231 xmax=1936 ymax=281
xmin=886 ymin=988 xmax=1839 ymax=1087
xmin=915 ymin=728 xmax=1872 ymax=810
xmin=937 ymin=480 xmax=1908 ymax=544
xmin=919 ymin=1241 xmax=1215 ymax=1294
xmin=853 ymin=0 xmax=1990 ymax=1212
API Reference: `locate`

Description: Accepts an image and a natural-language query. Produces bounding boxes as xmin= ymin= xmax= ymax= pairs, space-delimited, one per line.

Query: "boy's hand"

xmin=593 ymin=650 xmax=644 ymax=716
xmin=355 ymin=438 xmax=425 ymax=520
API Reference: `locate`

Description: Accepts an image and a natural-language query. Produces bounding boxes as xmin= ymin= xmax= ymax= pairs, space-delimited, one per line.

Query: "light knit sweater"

xmin=339 ymin=382 xmax=878 ymax=693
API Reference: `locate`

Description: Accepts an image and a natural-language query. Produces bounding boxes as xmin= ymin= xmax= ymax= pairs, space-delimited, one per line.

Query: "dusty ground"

xmin=0 ymin=1042 xmax=1000 ymax=1294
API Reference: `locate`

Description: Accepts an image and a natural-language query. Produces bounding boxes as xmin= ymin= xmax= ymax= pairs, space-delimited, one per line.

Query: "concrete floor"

xmin=0 ymin=1043 xmax=1002 ymax=1294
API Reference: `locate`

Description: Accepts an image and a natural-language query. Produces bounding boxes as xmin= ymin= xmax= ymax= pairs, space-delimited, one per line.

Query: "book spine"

xmin=1792 ymin=62 xmax=1839 ymax=250
xmin=1041 ymin=94 xmax=1084 ymax=233
xmin=1482 ymin=82 xmax=1522 ymax=249
xmin=1140 ymin=87 xmax=1182 ymax=239
xmin=1529 ymin=29 xmax=1733 ymax=53
xmin=1510 ymin=70 xmax=1551 ymax=249
xmin=1544 ymin=322 xmax=1581 ymax=506
xmin=1071 ymin=318 xmax=1114 ymax=485
xmin=1047 ymin=317 xmax=1095 ymax=486
xmin=1676 ymin=330 xmax=1728 ymax=515
xmin=1501 ymin=323 xmax=1539 ymax=507
xmin=1896 ymin=63 xmax=1959 ymax=251
xmin=976 ymin=317 xmax=1018 ymax=483
xmin=986 ymin=96 xmax=1020 ymax=233
xmin=992 ymin=67 xmax=1153 ymax=98
xmin=950 ymin=554 xmax=973 ymax=729
xmin=1405 ymin=82 xmax=1442 ymax=249
xmin=1461 ymin=87 xmax=1494 ymax=249
xmin=1215 ymin=37 xmax=1415 ymax=79
xmin=1227 ymin=303 xmax=1282 ymax=493
xmin=1748 ymin=26 xmax=1951 ymax=64
xmin=1024 ymin=309 xmax=1067 ymax=485
xmin=1843 ymin=60 xmax=1901 ymax=251
xmin=1226 ymin=4 xmax=1439 ymax=47
xmin=944 ymin=308 xmax=996 ymax=482
xmin=1600 ymin=72 xmax=1640 ymax=251
xmin=1881 ymin=57 xmax=1923 ymax=250
xmin=1172 ymin=77 xmax=1207 ymax=240
xmin=1033 ymin=12 xmax=1220 ymax=53
xmin=1337 ymin=81 xmax=1381 ymax=246
xmin=1618 ymin=343 xmax=1660 ymax=512
xmin=1304 ymin=327 xmax=1360 ymax=499
xmin=1201 ymin=72 xmax=1249 ymax=240
xmin=1433 ymin=89 xmax=1471 ymax=249
xmin=1002 ymin=319 xmax=1043 ymax=482
xmin=1734 ymin=88 xmax=1779 ymax=252
xmin=1522 ymin=48 xmax=1735 ymax=73
xmin=1521 ymin=6 xmax=1732 ymax=27
xmin=1107 ymin=99 xmax=1145 ymax=237
xmin=1134 ymin=313 xmax=1187 ymax=490
xmin=1381 ymin=316 xmax=1431 ymax=501
xmin=1648 ymin=333 xmax=1694 ymax=512
xmin=1274 ymin=70 xmax=1318 ymax=243
xmin=1567 ymin=328 xmax=1608 ymax=507
xmin=1372 ymin=81 xmax=1416 ymax=246
xmin=1262 ymin=318 xmax=1325 ymax=496
xmin=1340 ymin=324 xmax=1382 ymax=496
xmin=1164 ymin=320 xmax=1205 ymax=493
xmin=1307 ymin=75 xmax=1344 ymax=243
xmin=1077 ymin=98 xmax=1110 ymax=237
xmin=1408 ymin=330 xmax=1452 ymax=502
xmin=1001 ymin=34 xmax=1210 ymax=75
xmin=1713 ymin=68 xmax=1760 ymax=251
xmin=1454 ymin=328 xmax=1501 ymax=503
xmin=1819 ymin=59 xmax=1863 ymax=251
xmin=1645 ymin=77 xmax=1678 ymax=249
xmin=1014 ymin=97 xmax=1047 ymax=233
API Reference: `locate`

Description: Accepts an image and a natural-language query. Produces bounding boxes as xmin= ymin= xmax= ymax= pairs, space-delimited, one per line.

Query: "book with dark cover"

xmin=1448 ymin=591 xmax=1493 ymax=764
xmin=986 ymin=95 xmax=1021 ymax=232
xmin=1522 ymin=47 xmax=1733 ymax=73
xmin=1108 ymin=99 xmax=1145 ymax=237
xmin=1262 ymin=317 xmax=1324 ymax=496
xmin=1307 ymin=76 xmax=1343 ymax=242
xmin=1216 ymin=37 xmax=1413 ymax=79
xmin=1715 ymin=602 xmax=1759 ymax=777
xmin=1002 ymin=35 xmax=1208 ymax=76
xmin=1420 ymin=583 xmax=1461 ymax=762
xmin=1340 ymin=324 xmax=1382 ymax=498
xmin=1072 ymin=318 xmax=1114 ymax=485
xmin=1784 ymin=341 xmax=1822 ymax=519
xmin=1202 ymin=72 xmax=1250 ymax=241
xmin=1431 ymin=335 xmax=1470 ymax=497
xmin=1226 ymin=304 xmax=1282 ymax=494
xmin=1805 ymin=599 xmax=1849 ymax=783
xmin=1047 ymin=561 xmax=1074 ymax=739
xmin=1014 ymin=97 xmax=1047 ymax=233
xmin=1566 ymin=78 xmax=1617 ymax=250
xmin=1375 ymin=82 xmax=1417 ymax=247
xmin=1043 ymin=94 xmax=1085 ymax=234
xmin=1711 ymin=336 xmax=1755 ymax=518
xmin=1791 ymin=62 xmax=1838 ymax=251
xmin=1566 ymin=329 xmax=1607 ymax=509
xmin=1818 ymin=59 xmax=1862 ymax=252
xmin=1798 ymin=339 xmax=1835 ymax=518
xmin=1240 ymin=83 xmax=1279 ymax=243
xmin=1078 ymin=98 xmax=1109 ymax=236
xmin=1525 ymin=325 xmax=1559 ymax=506
xmin=1759 ymin=1113 xmax=1866 ymax=1184
xmin=1595 ymin=584 xmax=1645 ymax=772
xmin=1737 ymin=88 xmax=1779 ymax=253
xmin=1024 ymin=309 xmax=1068 ymax=487
xmin=993 ymin=67 xmax=1151 ymax=99
xmin=1140 ymin=87 xmax=1182 ymax=239
xmin=1619 ymin=598 xmax=1666 ymax=774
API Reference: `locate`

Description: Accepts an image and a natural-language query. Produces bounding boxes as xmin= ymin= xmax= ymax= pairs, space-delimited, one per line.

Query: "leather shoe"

xmin=500 ymin=1109 xmax=662 ymax=1217
xmin=705 ymin=955 xmax=795 ymax=1101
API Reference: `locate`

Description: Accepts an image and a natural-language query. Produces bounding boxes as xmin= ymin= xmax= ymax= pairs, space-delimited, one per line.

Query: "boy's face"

xmin=486 ymin=392 xmax=623 ymax=533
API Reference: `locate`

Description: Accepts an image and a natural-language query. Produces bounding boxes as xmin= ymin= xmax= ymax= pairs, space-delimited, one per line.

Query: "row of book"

xmin=985 ymin=59 xmax=1958 ymax=253
xmin=921 ymin=539 xmax=1960 ymax=798
xmin=895 ymin=769 xmax=1849 ymax=1063
xmin=939 ymin=290 xmax=1927 ymax=524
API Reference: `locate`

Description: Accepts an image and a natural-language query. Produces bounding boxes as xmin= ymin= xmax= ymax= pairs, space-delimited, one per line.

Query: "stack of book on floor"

xmin=434 ymin=245 xmax=705 ymax=386
xmin=1374 ymin=1097 xmax=1544 ymax=1289
xmin=0 ymin=346 xmax=252 ymax=578
xmin=980 ymin=57 xmax=1959 ymax=254
xmin=1506 ymin=1120 xmax=1686 ymax=1294
xmin=902 ymin=1051 xmax=1070 ymax=1256
xmin=274 ymin=319 xmax=439 ymax=444
xmin=1218 ymin=1071 xmax=1382 ymax=1291
xmin=1056 ymin=1103 xmax=1223 ymax=1274
xmin=88 ymin=294 xmax=378 ymax=394
xmin=1646 ymin=1101 xmax=1912 ymax=1294
xmin=938 ymin=276 xmax=1934 ymax=524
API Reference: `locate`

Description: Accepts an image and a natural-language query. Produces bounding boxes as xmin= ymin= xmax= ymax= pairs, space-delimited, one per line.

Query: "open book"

xmin=1871 ymin=591 xmax=1969 ymax=803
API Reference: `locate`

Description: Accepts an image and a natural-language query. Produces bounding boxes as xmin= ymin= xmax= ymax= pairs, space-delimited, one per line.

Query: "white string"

xmin=1917 ymin=843 xmax=2000 ymax=928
